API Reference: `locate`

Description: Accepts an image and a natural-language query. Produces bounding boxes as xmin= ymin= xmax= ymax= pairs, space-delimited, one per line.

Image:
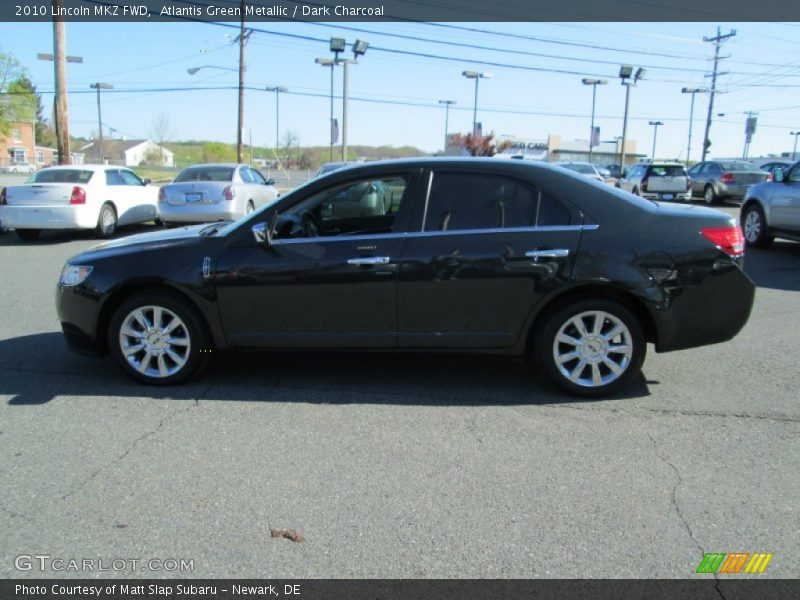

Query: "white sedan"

xmin=0 ymin=165 xmax=159 ymax=241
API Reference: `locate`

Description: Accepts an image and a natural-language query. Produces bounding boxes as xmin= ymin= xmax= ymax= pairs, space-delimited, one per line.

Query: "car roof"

xmin=180 ymin=163 xmax=243 ymax=169
xmin=38 ymin=164 xmax=130 ymax=171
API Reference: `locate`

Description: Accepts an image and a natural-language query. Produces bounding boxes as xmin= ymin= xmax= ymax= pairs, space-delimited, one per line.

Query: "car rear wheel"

xmin=632 ymin=187 xmax=640 ymax=196
xmin=95 ymin=203 xmax=117 ymax=238
xmin=742 ymin=203 xmax=773 ymax=248
xmin=246 ymin=200 xmax=255 ymax=214
xmin=535 ymin=298 xmax=646 ymax=397
xmin=108 ymin=292 xmax=211 ymax=385
xmin=704 ymin=185 xmax=718 ymax=205
xmin=15 ymin=228 xmax=41 ymax=241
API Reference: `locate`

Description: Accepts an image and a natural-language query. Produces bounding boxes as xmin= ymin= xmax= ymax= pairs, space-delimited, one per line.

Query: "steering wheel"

xmin=300 ymin=210 xmax=320 ymax=238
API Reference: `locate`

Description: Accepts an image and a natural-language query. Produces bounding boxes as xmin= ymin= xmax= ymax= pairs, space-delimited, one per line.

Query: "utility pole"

xmin=53 ymin=0 xmax=70 ymax=165
xmin=236 ymin=0 xmax=250 ymax=164
xmin=701 ymin=27 xmax=736 ymax=162
xmin=90 ymin=83 xmax=112 ymax=163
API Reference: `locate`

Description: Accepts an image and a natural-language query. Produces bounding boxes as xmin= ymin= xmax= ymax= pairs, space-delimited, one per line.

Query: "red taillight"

xmin=701 ymin=226 xmax=745 ymax=257
xmin=69 ymin=186 xmax=86 ymax=205
xmin=158 ymin=188 xmax=166 ymax=203
xmin=720 ymin=172 xmax=735 ymax=184
xmin=686 ymin=177 xmax=692 ymax=191
xmin=0 ymin=187 xmax=6 ymax=205
xmin=766 ymin=173 xmax=773 ymax=182
xmin=223 ymin=185 xmax=236 ymax=201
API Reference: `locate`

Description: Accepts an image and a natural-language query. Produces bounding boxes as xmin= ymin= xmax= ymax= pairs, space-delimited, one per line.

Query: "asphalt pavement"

xmin=0 ymin=205 xmax=797 ymax=579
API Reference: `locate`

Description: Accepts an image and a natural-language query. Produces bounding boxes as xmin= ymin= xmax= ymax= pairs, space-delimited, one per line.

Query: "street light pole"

xmin=328 ymin=37 xmax=368 ymax=162
xmin=682 ymin=87 xmax=707 ymax=166
xmin=90 ymin=83 xmax=113 ymax=163
xmin=266 ymin=86 xmax=287 ymax=151
xmin=315 ymin=58 xmax=336 ymax=161
xmin=649 ymin=120 xmax=664 ymax=160
xmin=438 ymin=100 xmax=456 ymax=153
xmin=618 ymin=66 xmax=646 ymax=171
xmin=582 ymin=78 xmax=607 ymax=162
xmin=462 ymin=71 xmax=491 ymax=136
xmin=791 ymin=131 xmax=800 ymax=161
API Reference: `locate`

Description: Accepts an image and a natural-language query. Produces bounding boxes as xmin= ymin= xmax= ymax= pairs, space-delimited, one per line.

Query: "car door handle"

xmin=526 ymin=249 xmax=570 ymax=258
xmin=347 ymin=256 xmax=391 ymax=265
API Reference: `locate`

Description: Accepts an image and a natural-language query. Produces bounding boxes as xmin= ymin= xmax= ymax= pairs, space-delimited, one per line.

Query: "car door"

xmin=214 ymin=170 xmax=422 ymax=348
xmin=770 ymin=164 xmax=800 ymax=230
xmin=249 ymin=167 xmax=278 ymax=208
xmin=688 ymin=163 xmax=705 ymax=195
xmin=396 ymin=168 xmax=582 ymax=349
xmin=104 ymin=169 xmax=137 ymax=225
xmin=118 ymin=168 xmax=157 ymax=223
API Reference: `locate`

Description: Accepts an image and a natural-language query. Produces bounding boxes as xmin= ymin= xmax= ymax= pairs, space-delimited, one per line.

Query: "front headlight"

xmin=60 ymin=264 xmax=93 ymax=286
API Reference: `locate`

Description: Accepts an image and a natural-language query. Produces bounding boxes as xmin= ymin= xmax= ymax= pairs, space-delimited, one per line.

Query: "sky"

xmin=2 ymin=19 xmax=800 ymax=160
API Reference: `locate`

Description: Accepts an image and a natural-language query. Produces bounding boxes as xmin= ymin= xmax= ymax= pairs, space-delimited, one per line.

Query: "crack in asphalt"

xmin=647 ymin=432 xmax=727 ymax=600
xmin=554 ymin=402 xmax=798 ymax=424
xmin=61 ymin=385 xmax=214 ymax=501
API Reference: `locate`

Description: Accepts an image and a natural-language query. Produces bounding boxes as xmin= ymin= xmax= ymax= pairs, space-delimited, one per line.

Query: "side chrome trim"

xmin=269 ymin=224 xmax=598 ymax=246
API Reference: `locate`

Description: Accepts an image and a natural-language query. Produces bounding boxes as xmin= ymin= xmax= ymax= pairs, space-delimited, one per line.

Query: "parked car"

xmin=55 ymin=158 xmax=754 ymax=397
xmin=758 ymin=160 xmax=792 ymax=178
xmin=617 ymin=162 xmax=691 ymax=202
xmin=688 ymin=160 xmax=768 ymax=204
xmin=740 ymin=161 xmax=800 ymax=247
xmin=0 ymin=162 xmax=36 ymax=174
xmin=315 ymin=161 xmax=363 ymax=177
xmin=0 ymin=165 xmax=158 ymax=240
xmin=605 ymin=164 xmax=623 ymax=179
xmin=557 ymin=161 xmax=605 ymax=183
xmin=158 ymin=164 xmax=278 ymax=226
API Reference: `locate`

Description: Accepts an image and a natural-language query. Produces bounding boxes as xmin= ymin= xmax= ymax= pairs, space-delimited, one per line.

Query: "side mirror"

xmin=142 ymin=178 xmax=151 ymax=186
xmin=265 ymin=178 xmax=276 ymax=186
xmin=774 ymin=168 xmax=785 ymax=183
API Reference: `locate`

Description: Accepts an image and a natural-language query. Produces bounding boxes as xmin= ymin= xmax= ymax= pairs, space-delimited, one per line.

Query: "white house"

xmin=80 ymin=139 xmax=174 ymax=167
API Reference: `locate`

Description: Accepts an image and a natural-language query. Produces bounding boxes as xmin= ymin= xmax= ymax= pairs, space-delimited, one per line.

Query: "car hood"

xmin=69 ymin=223 xmax=221 ymax=263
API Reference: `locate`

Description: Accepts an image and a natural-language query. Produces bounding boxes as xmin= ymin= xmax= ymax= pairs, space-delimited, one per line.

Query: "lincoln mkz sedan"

xmin=56 ymin=158 xmax=755 ymax=397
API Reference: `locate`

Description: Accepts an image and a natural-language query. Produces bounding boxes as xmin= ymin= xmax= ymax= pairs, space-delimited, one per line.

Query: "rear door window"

xmin=424 ymin=172 xmax=571 ymax=231
xmin=105 ymin=170 xmax=125 ymax=186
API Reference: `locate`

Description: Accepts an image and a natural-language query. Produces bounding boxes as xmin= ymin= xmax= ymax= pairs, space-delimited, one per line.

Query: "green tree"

xmin=0 ymin=51 xmax=36 ymax=135
xmin=10 ymin=75 xmax=56 ymax=147
xmin=200 ymin=142 xmax=236 ymax=163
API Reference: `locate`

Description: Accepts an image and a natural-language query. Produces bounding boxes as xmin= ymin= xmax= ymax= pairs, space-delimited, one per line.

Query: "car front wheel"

xmin=742 ymin=203 xmax=773 ymax=248
xmin=535 ymin=298 xmax=646 ymax=397
xmin=108 ymin=292 xmax=211 ymax=385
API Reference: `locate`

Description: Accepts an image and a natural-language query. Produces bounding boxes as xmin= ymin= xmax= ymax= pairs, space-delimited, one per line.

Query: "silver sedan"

xmin=158 ymin=163 xmax=279 ymax=225
xmin=740 ymin=161 xmax=800 ymax=247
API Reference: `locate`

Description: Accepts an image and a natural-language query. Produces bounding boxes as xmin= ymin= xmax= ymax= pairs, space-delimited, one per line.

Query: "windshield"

xmin=31 ymin=169 xmax=94 ymax=184
xmin=648 ymin=165 xmax=687 ymax=177
xmin=174 ymin=166 xmax=235 ymax=183
xmin=718 ymin=161 xmax=760 ymax=172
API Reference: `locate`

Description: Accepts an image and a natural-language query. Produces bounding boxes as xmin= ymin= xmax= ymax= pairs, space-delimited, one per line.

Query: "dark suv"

xmin=55 ymin=158 xmax=754 ymax=397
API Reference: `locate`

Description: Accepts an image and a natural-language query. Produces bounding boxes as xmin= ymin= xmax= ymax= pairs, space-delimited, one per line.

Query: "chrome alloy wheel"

xmin=118 ymin=305 xmax=191 ymax=378
xmin=552 ymin=310 xmax=633 ymax=388
xmin=743 ymin=209 xmax=762 ymax=243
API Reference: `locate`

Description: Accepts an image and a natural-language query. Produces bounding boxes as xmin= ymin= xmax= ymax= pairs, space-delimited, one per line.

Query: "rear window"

xmin=31 ymin=169 xmax=94 ymax=184
xmin=174 ymin=167 xmax=234 ymax=183
xmin=647 ymin=165 xmax=687 ymax=177
xmin=718 ymin=161 xmax=760 ymax=172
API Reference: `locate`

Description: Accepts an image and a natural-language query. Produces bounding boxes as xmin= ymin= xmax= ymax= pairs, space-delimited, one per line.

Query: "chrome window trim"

xmin=269 ymin=224 xmax=597 ymax=246
xmin=420 ymin=171 xmax=434 ymax=232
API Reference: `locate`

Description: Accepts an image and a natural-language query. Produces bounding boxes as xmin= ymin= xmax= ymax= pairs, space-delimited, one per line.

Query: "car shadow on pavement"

xmin=744 ymin=240 xmax=800 ymax=292
xmin=0 ymin=332 xmax=651 ymax=406
xmin=0 ymin=224 xmax=161 ymax=246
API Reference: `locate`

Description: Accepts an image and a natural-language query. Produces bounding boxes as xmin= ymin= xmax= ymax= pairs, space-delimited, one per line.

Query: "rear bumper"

xmin=158 ymin=202 xmax=240 ymax=223
xmin=643 ymin=191 xmax=691 ymax=201
xmin=717 ymin=183 xmax=752 ymax=199
xmin=653 ymin=264 xmax=755 ymax=352
xmin=0 ymin=205 xmax=98 ymax=229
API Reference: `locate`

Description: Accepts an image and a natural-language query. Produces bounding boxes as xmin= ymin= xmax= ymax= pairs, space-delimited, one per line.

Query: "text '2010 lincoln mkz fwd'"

xmin=56 ymin=158 xmax=755 ymax=397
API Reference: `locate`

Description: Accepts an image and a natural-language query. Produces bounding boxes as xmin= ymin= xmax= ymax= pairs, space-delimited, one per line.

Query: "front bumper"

xmin=0 ymin=205 xmax=99 ymax=230
xmin=56 ymin=282 xmax=106 ymax=356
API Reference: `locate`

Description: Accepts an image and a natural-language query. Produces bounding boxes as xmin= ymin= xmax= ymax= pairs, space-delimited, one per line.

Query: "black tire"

xmin=534 ymin=298 xmax=646 ymax=398
xmin=246 ymin=200 xmax=255 ymax=215
xmin=703 ymin=185 xmax=718 ymax=205
xmin=108 ymin=291 xmax=212 ymax=385
xmin=95 ymin=203 xmax=117 ymax=238
xmin=16 ymin=228 xmax=41 ymax=241
xmin=632 ymin=187 xmax=640 ymax=196
xmin=741 ymin=203 xmax=773 ymax=248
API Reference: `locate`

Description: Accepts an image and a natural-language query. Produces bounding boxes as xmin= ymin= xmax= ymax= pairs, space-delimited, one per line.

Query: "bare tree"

xmin=149 ymin=112 xmax=175 ymax=145
xmin=448 ymin=132 xmax=511 ymax=157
